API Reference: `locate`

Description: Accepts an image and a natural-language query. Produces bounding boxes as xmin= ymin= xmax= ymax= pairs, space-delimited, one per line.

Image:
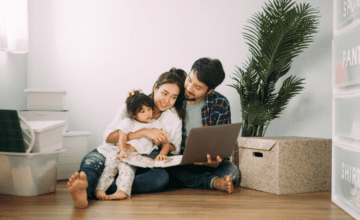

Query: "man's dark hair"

xmin=126 ymin=91 xmax=154 ymax=118
xmin=191 ymin=57 xmax=225 ymax=91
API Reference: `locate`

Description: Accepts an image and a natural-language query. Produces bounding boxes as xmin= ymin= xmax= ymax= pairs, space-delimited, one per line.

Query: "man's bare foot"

xmin=68 ymin=172 xmax=88 ymax=208
xmin=213 ymin=176 xmax=234 ymax=193
xmin=106 ymin=190 xmax=129 ymax=200
xmin=94 ymin=189 xmax=108 ymax=200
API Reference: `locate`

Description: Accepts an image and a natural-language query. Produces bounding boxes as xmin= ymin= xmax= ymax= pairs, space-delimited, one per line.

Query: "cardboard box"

xmin=238 ymin=136 xmax=332 ymax=195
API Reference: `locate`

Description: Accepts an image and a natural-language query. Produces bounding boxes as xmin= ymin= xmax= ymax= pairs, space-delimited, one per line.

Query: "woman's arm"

xmin=106 ymin=130 xmax=120 ymax=143
xmin=105 ymin=129 xmax=148 ymax=143
xmin=168 ymin=143 xmax=175 ymax=152
xmin=106 ymin=128 xmax=170 ymax=145
xmin=163 ymin=112 xmax=182 ymax=155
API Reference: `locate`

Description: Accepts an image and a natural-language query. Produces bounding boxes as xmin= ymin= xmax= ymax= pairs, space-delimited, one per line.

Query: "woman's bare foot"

xmin=107 ymin=190 xmax=129 ymax=200
xmin=213 ymin=176 xmax=234 ymax=193
xmin=68 ymin=172 xmax=88 ymax=208
xmin=94 ymin=189 xmax=108 ymax=200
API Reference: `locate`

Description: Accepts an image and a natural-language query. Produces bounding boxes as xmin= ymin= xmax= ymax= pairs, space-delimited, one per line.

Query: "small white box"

xmin=18 ymin=110 xmax=69 ymax=133
xmin=0 ymin=150 xmax=64 ymax=196
xmin=25 ymin=121 xmax=65 ymax=153
xmin=332 ymin=142 xmax=360 ymax=219
xmin=25 ymin=89 xmax=66 ymax=111
xmin=57 ymin=131 xmax=91 ymax=180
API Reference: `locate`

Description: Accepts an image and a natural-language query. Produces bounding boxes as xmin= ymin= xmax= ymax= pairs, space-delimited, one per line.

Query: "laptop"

xmin=122 ymin=123 xmax=242 ymax=168
xmin=0 ymin=110 xmax=26 ymax=153
xmin=179 ymin=122 xmax=242 ymax=165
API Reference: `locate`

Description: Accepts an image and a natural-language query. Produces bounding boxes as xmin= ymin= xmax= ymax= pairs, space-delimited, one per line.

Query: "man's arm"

xmin=196 ymin=93 xmax=231 ymax=166
xmin=214 ymin=97 xmax=231 ymax=125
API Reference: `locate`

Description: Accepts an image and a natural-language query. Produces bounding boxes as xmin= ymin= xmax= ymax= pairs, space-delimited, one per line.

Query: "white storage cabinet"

xmin=332 ymin=1 xmax=360 ymax=218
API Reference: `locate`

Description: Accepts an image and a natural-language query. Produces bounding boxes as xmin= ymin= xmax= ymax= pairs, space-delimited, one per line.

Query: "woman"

xmin=67 ymin=68 xmax=186 ymax=208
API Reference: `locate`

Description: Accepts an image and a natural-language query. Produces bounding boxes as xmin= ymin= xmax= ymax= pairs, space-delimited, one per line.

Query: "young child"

xmin=94 ymin=91 xmax=171 ymax=200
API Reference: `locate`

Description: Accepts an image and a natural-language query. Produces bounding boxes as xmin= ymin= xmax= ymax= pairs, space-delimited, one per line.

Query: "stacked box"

xmin=25 ymin=89 xmax=66 ymax=111
xmin=18 ymin=110 xmax=69 ymax=133
xmin=57 ymin=131 xmax=91 ymax=180
xmin=25 ymin=121 xmax=65 ymax=153
xmin=0 ymin=151 xmax=64 ymax=196
xmin=0 ymin=118 xmax=65 ymax=196
xmin=238 ymin=136 xmax=332 ymax=195
xmin=23 ymin=89 xmax=68 ymax=132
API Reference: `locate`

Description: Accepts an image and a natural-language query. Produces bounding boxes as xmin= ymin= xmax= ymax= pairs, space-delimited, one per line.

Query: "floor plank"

xmin=0 ymin=180 xmax=355 ymax=220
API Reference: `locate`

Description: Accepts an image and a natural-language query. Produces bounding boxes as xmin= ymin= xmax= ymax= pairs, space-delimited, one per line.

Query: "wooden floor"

xmin=0 ymin=180 xmax=354 ymax=220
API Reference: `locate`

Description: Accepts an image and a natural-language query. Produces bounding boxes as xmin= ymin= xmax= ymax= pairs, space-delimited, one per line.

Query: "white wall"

xmin=26 ymin=0 xmax=333 ymax=151
xmin=0 ymin=51 xmax=27 ymax=110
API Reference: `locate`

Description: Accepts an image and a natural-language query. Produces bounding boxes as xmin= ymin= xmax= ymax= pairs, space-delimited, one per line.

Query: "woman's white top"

xmin=117 ymin=117 xmax=162 ymax=154
xmin=97 ymin=103 xmax=182 ymax=158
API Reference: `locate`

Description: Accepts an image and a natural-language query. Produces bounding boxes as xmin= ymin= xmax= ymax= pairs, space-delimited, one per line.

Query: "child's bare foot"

xmin=94 ymin=189 xmax=108 ymax=200
xmin=68 ymin=172 xmax=88 ymax=208
xmin=213 ymin=176 xmax=234 ymax=193
xmin=107 ymin=190 xmax=129 ymax=200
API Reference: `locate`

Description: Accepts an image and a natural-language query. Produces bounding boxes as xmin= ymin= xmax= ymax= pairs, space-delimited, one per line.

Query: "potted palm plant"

xmin=229 ymin=0 xmax=320 ymax=137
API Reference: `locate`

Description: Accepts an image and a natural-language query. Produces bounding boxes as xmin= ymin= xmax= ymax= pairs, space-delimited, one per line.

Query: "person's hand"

xmin=155 ymin=154 xmax=167 ymax=161
xmin=125 ymin=144 xmax=137 ymax=152
xmin=125 ymin=89 xmax=143 ymax=102
xmin=118 ymin=150 xmax=128 ymax=162
xmin=194 ymin=154 xmax=222 ymax=167
xmin=145 ymin=129 xmax=171 ymax=145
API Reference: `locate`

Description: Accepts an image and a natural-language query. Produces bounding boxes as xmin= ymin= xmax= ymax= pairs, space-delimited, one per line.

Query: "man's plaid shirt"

xmin=180 ymin=91 xmax=231 ymax=155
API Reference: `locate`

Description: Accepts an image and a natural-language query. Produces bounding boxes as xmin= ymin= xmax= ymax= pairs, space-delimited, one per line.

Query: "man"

xmin=166 ymin=57 xmax=240 ymax=193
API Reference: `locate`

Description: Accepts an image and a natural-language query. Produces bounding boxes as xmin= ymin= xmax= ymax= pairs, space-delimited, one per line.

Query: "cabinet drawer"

xmin=334 ymin=0 xmax=360 ymax=31
xmin=332 ymin=143 xmax=360 ymax=219
xmin=333 ymin=93 xmax=360 ymax=143
xmin=333 ymin=24 xmax=360 ymax=90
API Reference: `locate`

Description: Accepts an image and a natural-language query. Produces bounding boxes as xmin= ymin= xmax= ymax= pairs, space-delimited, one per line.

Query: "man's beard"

xmin=185 ymin=92 xmax=196 ymax=102
xmin=185 ymin=97 xmax=197 ymax=102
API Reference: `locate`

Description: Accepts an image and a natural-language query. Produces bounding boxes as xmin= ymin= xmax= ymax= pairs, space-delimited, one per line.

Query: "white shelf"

xmin=332 ymin=1 xmax=360 ymax=219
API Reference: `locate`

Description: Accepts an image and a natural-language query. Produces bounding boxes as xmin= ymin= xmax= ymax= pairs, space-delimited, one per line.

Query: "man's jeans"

xmin=165 ymin=158 xmax=241 ymax=190
xmin=79 ymin=149 xmax=168 ymax=199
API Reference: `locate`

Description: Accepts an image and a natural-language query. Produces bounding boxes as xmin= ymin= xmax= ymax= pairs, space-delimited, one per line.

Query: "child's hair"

xmin=126 ymin=91 xmax=154 ymax=118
